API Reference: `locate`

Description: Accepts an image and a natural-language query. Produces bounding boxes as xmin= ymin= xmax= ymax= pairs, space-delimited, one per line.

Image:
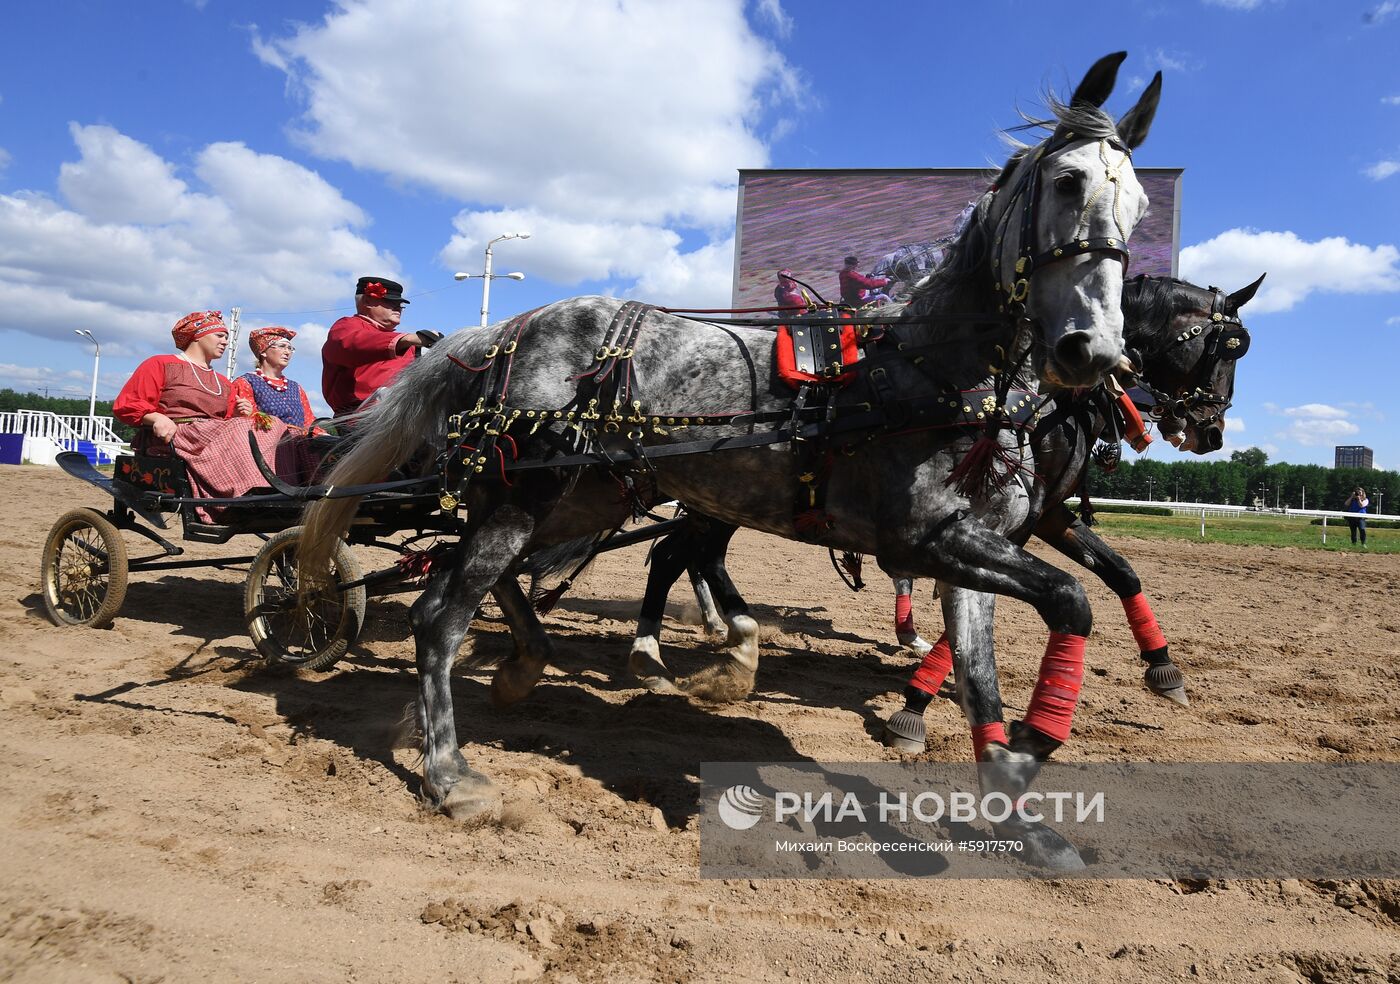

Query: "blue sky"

xmin=0 ymin=0 xmax=1396 ymax=467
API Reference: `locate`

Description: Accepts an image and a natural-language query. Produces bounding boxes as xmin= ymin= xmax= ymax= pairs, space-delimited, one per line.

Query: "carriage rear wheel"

xmin=244 ymin=527 xmax=366 ymax=672
xmin=40 ymin=508 xmax=129 ymax=629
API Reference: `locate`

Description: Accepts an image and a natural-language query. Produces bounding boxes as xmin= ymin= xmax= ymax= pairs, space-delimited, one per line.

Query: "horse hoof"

xmin=1144 ymin=662 xmax=1190 ymax=706
xmin=440 ymin=776 xmax=504 ymax=825
xmin=882 ymin=710 xmax=927 ymax=753
xmin=679 ymin=663 xmax=755 ymax=703
xmin=897 ymin=632 xmax=934 ymax=656
xmin=490 ymin=658 xmax=546 ymax=708
xmin=639 ymin=675 xmax=680 ymax=694
xmin=1000 ymin=821 xmax=1086 ymax=872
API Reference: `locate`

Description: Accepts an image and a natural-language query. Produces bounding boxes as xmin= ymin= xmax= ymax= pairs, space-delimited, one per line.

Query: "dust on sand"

xmin=1 ymin=463 xmax=1397 ymax=983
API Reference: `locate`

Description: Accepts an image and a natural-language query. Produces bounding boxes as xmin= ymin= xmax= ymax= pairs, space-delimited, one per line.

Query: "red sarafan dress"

xmin=114 ymin=355 xmax=311 ymax=518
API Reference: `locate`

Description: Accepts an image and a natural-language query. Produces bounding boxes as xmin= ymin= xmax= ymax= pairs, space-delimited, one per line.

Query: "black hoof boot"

xmin=882 ymin=711 xmax=927 ymax=753
xmin=1142 ymin=646 xmax=1189 ymax=706
xmin=882 ymin=686 xmax=932 ymax=753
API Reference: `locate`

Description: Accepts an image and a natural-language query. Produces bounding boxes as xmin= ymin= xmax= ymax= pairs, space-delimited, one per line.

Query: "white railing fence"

xmin=1080 ymin=497 xmax=1395 ymax=542
xmin=0 ymin=409 xmax=128 ymax=463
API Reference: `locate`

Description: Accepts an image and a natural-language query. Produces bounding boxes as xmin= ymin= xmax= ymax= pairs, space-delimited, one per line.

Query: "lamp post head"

xmin=453 ymin=272 xmax=470 ymax=281
xmin=503 ymin=272 xmax=525 ymax=281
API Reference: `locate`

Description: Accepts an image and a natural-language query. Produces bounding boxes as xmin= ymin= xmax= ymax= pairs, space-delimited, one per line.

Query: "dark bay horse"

xmin=618 ymin=273 xmax=1262 ymax=736
xmin=298 ymin=53 xmax=1162 ymax=835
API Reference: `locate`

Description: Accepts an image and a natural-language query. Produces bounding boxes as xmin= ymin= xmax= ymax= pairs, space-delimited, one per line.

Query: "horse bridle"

xmin=1129 ymin=287 xmax=1251 ymax=429
xmin=991 ymin=132 xmax=1135 ymax=315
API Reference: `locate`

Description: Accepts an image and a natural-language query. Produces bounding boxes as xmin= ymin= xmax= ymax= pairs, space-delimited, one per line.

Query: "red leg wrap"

xmin=908 ymin=634 xmax=953 ymax=696
xmin=894 ymin=592 xmax=914 ymax=636
xmin=1022 ymin=632 xmax=1087 ymax=743
xmin=1121 ymin=593 xmax=1167 ymax=653
xmin=971 ymin=721 xmax=1008 ymax=760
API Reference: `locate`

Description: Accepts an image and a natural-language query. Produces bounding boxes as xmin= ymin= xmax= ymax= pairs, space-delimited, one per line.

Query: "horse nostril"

xmin=1054 ymin=331 xmax=1095 ymax=371
xmin=1201 ymin=425 xmax=1224 ymax=452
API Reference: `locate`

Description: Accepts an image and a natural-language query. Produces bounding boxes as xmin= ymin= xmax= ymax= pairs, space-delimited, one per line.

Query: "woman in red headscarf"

xmin=232 ymin=326 xmax=317 ymax=429
xmin=113 ymin=311 xmax=310 ymax=514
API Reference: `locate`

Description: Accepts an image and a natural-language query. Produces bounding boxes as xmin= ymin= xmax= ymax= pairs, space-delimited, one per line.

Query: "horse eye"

xmin=1053 ymin=173 xmax=1081 ymax=194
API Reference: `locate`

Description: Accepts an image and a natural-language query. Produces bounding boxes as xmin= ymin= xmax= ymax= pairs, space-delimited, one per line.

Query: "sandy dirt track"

xmin=1 ymin=462 xmax=1398 ymax=983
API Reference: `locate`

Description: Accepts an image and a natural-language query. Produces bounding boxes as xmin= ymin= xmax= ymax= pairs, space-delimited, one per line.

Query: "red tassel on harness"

xmin=533 ymin=580 xmax=571 ymax=615
xmin=794 ymin=509 xmax=835 ymax=534
xmin=1022 ymin=632 xmax=1087 ymax=743
xmin=944 ymin=432 xmax=1027 ymax=499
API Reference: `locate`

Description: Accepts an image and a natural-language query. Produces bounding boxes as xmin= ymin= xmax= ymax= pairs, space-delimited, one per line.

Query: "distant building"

xmin=1335 ymin=445 xmax=1374 ymax=469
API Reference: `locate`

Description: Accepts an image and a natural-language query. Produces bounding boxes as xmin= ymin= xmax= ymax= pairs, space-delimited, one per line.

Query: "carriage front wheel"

xmin=244 ymin=527 xmax=366 ymax=672
xmin=40 ymin=508 xmax=130 ymax=629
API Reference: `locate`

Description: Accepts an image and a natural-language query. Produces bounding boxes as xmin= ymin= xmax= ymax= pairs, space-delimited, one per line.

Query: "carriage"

xmin=38 ymin=436 xmax=458 ymax=671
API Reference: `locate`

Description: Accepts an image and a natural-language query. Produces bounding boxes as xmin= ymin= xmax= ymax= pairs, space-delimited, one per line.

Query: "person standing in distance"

xmin=1344 ymin=486 xmax=1370 ymax=548
xmin=321 ymin=276 xmax=444 ymax=416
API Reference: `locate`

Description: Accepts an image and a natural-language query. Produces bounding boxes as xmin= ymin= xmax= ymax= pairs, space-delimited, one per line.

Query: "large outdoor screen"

xmin=732 ymin=168 xmax=1181 ymax=309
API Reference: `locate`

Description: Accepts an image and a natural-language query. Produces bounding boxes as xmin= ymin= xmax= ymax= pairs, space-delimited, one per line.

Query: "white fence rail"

xmin=1081 ymin=497 xmax=1394 ymax=543
xmin=0 ymin=409 xmax=127 ymax=463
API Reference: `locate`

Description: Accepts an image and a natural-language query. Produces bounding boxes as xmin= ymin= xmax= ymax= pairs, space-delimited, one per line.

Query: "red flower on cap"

xmin=363 ymin=281 xmax=387 ymax=299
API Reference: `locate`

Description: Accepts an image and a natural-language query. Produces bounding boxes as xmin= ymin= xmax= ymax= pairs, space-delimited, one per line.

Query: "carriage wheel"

xmin=40 ymin=508 xmax=130 ymax=629
xmin=244 ymin=527 xmax=366 ymax=672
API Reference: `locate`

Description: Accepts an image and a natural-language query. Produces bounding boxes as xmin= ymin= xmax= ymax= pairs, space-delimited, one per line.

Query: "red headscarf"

xmin=249 ymin=326 xmax=296 ymax=359
xmin=171 ymin=311 xmax=226 ymax=350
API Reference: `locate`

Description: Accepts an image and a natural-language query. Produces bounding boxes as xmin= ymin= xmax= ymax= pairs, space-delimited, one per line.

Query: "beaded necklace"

xmin=181 ymin=354 xmax=224 ymax=396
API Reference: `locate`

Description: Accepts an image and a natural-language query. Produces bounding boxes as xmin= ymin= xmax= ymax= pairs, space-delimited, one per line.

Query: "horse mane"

xmin=1120 ymin=275 xmax=1212 ymax=350
xmin=899 ymin=95 xmax=1121 ymax=321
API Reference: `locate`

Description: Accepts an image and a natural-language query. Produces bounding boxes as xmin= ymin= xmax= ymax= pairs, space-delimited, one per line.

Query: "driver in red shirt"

xmin=321 ymin=276 xmax=443 ymax=415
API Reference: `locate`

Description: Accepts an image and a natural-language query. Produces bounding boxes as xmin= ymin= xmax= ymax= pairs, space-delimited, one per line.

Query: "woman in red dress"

xmin=113 ymin=311 xmax=309 ymax=515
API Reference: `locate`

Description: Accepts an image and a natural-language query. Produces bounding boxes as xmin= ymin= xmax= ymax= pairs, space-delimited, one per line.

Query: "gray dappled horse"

xmin=620 ymin=273 xmax=1263 ymax=735
xmin=298 ymin=54 xmax=1162 ymax=854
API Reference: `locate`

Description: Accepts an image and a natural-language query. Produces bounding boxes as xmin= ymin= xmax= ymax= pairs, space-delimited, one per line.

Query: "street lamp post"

xmin=455 ymin=232 xmax=530 ymax=327
xmin=1146 ymin=476 xmax=1155 ymax=501
xmin=1378 ymin=490 xmax=1385 ymax=516
xmin=74 ymin=329 xmax=100 ymax=427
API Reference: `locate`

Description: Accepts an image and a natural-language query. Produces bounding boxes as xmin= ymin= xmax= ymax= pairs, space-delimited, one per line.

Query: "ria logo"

xmin=717 ymin=784 xmax=766 ymax=830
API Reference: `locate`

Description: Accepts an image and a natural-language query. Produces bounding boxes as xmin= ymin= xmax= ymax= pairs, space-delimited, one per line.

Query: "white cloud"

xmin=1282 ymin=403 xmax=1349 ymax=420
xmin=58 ymin=124 xmax=193 ymax=225
xmin=258 ymin=0 xmax=800 ymax=230
xmin=1270 ymin=403 xmax=1360 ymax=447
xmin=0 ymin=125 xmax=395 ymax=356
xmin=1387 ymin=316 xmax=1400 ymax=326
xmin=1225 ymin=417 xmax=1245 ymax=432
xmin=1147 ymin=48 xmax=1197 ymax=73
xmin=1364 ymin=159 xmax=1400 ymax=181
xmin=1365 ymin=1 xmax=1400 ymax=23
xmin=1382 ymin=95 xmax=1400 ymax=106
xmin=257 ymin=1 xmax=798 ymax=303
xmin=1180 ymin=229 xmax=1400 ymax=313
xmin=440 ymin=210 xmax=735 ymax=307
xmin=1202 ymin=0 xmax=1271 ymax=8
xmin=1280 ymin=418 xmax=1360 ymax=445
xmin=755 ymin=0 xmax=794 ymax=38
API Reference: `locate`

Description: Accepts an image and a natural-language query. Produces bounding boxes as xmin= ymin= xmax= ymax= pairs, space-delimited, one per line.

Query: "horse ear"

xmin=1116 ymin=72 xmax=1161 ymax=150
xmin=1226 ymin=272 xmax=1267 ymax=312
xmin=1071 ymin=51 xmax=1127 ymax=107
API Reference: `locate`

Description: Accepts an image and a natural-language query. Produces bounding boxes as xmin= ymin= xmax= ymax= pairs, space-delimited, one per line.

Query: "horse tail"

xmin=297 ymin=341 xmax=476 ymax=587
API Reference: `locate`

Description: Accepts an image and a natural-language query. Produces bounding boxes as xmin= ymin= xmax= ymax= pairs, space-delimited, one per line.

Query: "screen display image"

xmin=733 ymin=168 xmax=1181 ymax=310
